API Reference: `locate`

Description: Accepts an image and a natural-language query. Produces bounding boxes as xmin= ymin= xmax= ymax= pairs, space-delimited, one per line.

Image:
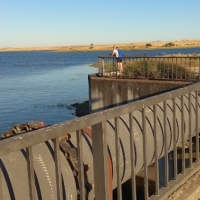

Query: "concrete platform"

xmin=167 ymin=168 xmax=200 ymax=200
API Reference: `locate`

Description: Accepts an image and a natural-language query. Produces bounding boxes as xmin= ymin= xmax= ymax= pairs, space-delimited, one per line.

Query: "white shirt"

xmin=112 ymin=49 xmax=119 ymax=57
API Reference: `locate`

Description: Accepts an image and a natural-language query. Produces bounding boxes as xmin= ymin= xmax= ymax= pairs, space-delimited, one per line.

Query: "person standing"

xmin=112 ymin=45 xmax=123 ymax=73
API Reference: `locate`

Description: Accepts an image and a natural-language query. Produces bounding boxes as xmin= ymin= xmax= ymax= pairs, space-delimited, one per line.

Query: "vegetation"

xmin=103 ymin=56 xmax=199 ymax=80
xmin=125 ymin=60 xmax=195 ymax=79
xmin=164 ymin=42 xmax=175 ymax=47
xmin=146 ymin=43 xmax=152 ymax=47
xmin=89 ymin=43 xmax=94 ymax=49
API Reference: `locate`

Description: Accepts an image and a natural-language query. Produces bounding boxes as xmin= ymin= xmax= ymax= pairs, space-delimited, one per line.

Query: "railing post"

xmin=0 ymin=160 xmax=3 ymax=200
xmin=92 ymin=121 xmax=109 ymax=200
xmin=142 ymin=107 xmax=149 ymax=200
xmin=53 ymin=137 xmax=63 ymax=200
xmin=173 ymin=98 xmax=177 ymax=180
xmin=199 ymin=57 xmax=200 ymax=80
xmin=76 ymin=130 xmax=86 ymax=200
xmin=188 ymin=93 xmax=192 ymax=167
xmin=153 ymin=104 xmax=160 ymax=195
xmin=129 ymin=112 xmax=137 ymax=200
xmin=164 ymin=101 xmax=169 ymax=186
xmin=181 ymin=95 xmax=185 ymax=174
xmin=115 ymin=117 xmax=122 ymax=200
xmin=196 ymin=91 xmax=199 ymax=162
xmin=26 ymin=146 xmax=36 ymax=200
xmin=102 ymin=58 xmax=105 ymax=76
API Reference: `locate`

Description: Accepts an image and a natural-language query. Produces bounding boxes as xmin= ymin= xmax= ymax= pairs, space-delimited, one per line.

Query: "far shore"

xmin=1 ymin=39 xmax=200 ymax=52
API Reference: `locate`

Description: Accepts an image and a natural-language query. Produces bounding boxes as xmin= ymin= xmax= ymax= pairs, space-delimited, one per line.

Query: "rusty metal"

xmin=58 ymin=134 xmax=93 ymax=199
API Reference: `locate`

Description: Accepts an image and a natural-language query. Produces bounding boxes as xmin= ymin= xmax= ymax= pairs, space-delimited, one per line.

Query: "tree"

xmin=146 ymin=43 xmax=152 ymax=47
xmin=164 ymin=42 xmax=175 ymax=47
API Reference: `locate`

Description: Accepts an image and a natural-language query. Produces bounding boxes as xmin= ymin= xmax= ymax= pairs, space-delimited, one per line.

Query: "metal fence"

xmin=1 ymin=82 xmax=200 ymax=200
xmin=98 ymin=56 xmax=200 ymax=81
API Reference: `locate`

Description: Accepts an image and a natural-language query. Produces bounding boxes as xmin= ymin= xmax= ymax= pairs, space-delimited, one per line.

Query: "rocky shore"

xmin=71 ymin=101 xmax=89 ymax=117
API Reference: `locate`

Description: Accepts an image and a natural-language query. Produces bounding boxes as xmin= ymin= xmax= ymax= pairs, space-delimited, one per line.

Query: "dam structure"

xmin=0 ymin=56 xmax=200 ymax=200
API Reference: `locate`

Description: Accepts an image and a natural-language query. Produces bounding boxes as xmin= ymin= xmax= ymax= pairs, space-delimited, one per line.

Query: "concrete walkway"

xmin=167 ymin=169 xmax=200 ymax=200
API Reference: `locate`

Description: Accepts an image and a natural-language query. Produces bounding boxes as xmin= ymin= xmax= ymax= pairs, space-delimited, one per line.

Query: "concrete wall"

xmin=88 ymin=74 xmax=192 ymax=113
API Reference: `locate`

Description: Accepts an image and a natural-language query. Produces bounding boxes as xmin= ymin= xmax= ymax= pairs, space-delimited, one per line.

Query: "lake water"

xmin=1 ymin=48 xmax=200 ymax=134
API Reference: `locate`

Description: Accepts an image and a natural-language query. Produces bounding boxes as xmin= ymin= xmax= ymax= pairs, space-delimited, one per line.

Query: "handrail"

xmin=1 ymin=80 xmax=200 ymax=200
xmin=98 ymin=56 xmax=200 ymax=81
xmin=1 ymin=82 xmax=199 ymax=157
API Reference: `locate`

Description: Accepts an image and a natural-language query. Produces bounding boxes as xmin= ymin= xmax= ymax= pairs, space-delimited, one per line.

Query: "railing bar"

xmin=176 ymin=58 xmax=177 ymax=79
xmin=114 ymin=117 xmax=122 ymax=200
xmin=53 ymin=137 xmax=63 ymax=200
xmin=167 ymin=58 xmax=169 ymax=79
xmin=158 ymin=57 xmax=160 ymax=75
xmin=0 ymin=160 xmax=2 ymax=200
xmin=26 ymin=146 xmax=36 ymax=200
xmin=199 ymin=58 xmax=200 ymax=80
xmin=157 ymin=57 xmax=159 ymax=76
xmin=181 ymin=95 xmax=185 ymax=174
xmin=173 ymin=98 xmax=177 ymax=179
xmin=129 ymin=113 xmax=137 ymax=200
xmin=102 ymin=58 xmax=105 ymax=76
xmin=180 ymin=57 xmax=182 ymax=79
xmin=163 ymin=58 xmax=165 ymax=78
xmin=147 ymin=57 xmax=149 ymax=78
xmin=153 ymin=105 xmax=159 ymax=195
xmin=92 ymin=122 xmax=109 ymax=200
xmin=194 ymin=58 xmax=195 ymax=79
xmin=98 ymin=56 xmax=200 ymax=59
xmin=142 ymin=107 xmax=149 ymax=200
xmin=194 ymin=58 xmax=197 ymax=80
xmin=2 ymin=81 xmax=200 ymax=158
xmin=172 ymin=58 xmax=173 ymax=79
xmin=185 ymin=58 xmax=187 ymax=79
xmin=76 ymin=130 xmax=86 ymax=200
xmin=164 ymin=101 xmax=169 ymax=186
xmin=188 ymin=93 xmax=192 ymax=167
xmin=196 ymin=91 xmax=199 ymax=162
xmin=189 ymin=58 xmax=191 ymax=79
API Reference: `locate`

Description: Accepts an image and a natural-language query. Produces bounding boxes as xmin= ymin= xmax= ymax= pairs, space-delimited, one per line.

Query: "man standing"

xmin=112 ymin=45 xmax=123 ymax=73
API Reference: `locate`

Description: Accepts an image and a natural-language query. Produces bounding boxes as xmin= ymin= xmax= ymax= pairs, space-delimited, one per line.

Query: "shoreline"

xmin=1 ymin=40 xmax=200 ymax=53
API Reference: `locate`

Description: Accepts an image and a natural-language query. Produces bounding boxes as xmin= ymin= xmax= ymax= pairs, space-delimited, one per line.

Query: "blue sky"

xmin=0 ymin=0 xmax=200 ymax=48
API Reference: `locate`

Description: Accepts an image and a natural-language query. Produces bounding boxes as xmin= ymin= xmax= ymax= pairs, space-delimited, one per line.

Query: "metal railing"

xmin=1 ymin=82 xmax=200 ymax=199
xmin=98 ymin=56 xmax=200 ymax=81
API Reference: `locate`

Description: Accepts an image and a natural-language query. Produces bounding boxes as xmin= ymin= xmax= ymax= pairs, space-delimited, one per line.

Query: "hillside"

xmin=0 ymin=39 xmax=200 ymax=52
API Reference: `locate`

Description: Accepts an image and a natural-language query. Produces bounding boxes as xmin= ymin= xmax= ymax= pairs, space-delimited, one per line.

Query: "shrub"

xmin=164 ymin=42 xmax=175 ymax=47
xmin=122 ymin=58 xmax=196 ymax=80
xmin=146 ymin=43 xmax=152 ymax=47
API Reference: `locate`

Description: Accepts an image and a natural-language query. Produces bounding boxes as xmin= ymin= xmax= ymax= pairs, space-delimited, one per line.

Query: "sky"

xmin=0 ymin=0 xmax=200 ymax=48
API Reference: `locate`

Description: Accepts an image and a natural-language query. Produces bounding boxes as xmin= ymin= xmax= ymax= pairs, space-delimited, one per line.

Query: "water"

xmin=0 ymin=48 xmax=200 ymax=134
xmin=0 ymin=51 xmax=100 ymax=133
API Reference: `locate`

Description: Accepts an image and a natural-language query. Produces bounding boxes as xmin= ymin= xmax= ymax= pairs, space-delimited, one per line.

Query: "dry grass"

xmin=0 ymin=39 xmax=200 ymax=52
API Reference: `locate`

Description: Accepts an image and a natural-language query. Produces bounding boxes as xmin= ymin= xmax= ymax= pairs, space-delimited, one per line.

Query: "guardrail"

xmin=1 ymin=80 xmax=200 ymax=200
xmin=98 ymin=56 xmax=200 ymax=81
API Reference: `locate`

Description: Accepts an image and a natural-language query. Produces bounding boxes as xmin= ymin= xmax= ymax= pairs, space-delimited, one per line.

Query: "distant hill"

xmin=0 ymin=39 xmax=200 ymax=52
